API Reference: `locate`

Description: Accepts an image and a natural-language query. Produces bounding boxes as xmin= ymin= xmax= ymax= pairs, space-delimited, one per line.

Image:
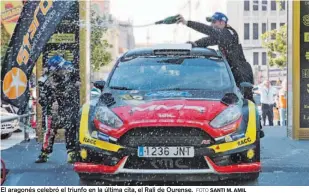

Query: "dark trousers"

xmin=262 ymin=103 xmax=274 ymax=126
xmin=41 ymin=109 xmax=78 ymax=154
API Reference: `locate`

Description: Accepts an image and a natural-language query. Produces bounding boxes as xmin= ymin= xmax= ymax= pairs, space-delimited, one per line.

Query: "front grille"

xmin=124 ymin=156 xmax=209 ymax=169
xmin=1 ymin=123 xmax=13 ymax=129
xmin=118 ymin=127 xmax=214 ymax=147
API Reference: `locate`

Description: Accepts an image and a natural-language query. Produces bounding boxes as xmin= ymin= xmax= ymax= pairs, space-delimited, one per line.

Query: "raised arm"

xmin=186 ymin=21 xmax=233 ymax=45
xmin=194 ymin=37 xmax=218 ymax=47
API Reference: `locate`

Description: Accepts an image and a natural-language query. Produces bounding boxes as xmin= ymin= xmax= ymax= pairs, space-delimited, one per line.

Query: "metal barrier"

xmin=0 ymin=113 xmax=34 ymax=123
xmin=1 ymin=113 xmax=35 ymax=141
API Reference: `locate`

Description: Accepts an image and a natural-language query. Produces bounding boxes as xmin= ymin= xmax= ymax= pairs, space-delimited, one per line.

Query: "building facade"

xmin=226 ymin=0 xmax=287 ymax=85
xmin=91 ymin=0 xmax=135 ymax=81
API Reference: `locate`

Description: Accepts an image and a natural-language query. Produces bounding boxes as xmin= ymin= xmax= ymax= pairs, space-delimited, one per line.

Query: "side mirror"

xmin=240 ymin=82 xmax=254 ymax=88
xmin=94 ymin=80 xmax=106 ymax=91
xmin=239 ymin=82 xmax=254 ymax=96
xmin=221 ymin=93 xmax=239 ymax=105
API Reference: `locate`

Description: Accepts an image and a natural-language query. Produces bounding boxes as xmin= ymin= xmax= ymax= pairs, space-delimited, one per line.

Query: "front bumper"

xmin=74 ymin=144 xmax=261 ymax=181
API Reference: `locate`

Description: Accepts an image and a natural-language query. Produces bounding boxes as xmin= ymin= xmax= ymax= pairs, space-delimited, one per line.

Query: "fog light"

xmin=224 ymin=135 xmax=233 ymax=142
xmin=247 ymin=149 xmax=255 ymax=159
xmin=110 ymin=157 xmax=119 ymax=166
xmin=80 ymin=149 xmax=88 ymax=160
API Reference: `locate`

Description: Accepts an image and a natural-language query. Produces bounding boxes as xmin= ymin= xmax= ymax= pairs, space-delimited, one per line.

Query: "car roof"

xmin=122 ymin=44 xmax=222 ymax=59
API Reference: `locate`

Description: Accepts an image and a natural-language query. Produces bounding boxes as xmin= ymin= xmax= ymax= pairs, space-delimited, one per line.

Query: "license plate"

xmin=138 ymin=146 xmax=194 ymax=158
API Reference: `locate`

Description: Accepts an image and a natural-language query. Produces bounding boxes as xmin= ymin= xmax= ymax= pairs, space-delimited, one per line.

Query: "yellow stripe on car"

xmin=208 ymin=101 xmax=257 ymax=153
xmin=79 ymin=104 xmax=123 ymax=152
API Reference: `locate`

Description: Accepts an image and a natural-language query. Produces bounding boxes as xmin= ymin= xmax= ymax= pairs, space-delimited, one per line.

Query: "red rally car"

xmin=74 ymin=44 xmax=262 ymax=183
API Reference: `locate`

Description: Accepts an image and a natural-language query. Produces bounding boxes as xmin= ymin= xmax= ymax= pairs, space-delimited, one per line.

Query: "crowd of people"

xmin=255 ymin=80 xmax=287 ymax=127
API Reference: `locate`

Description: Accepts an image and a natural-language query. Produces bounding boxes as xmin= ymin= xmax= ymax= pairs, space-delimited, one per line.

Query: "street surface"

xmin=1 ymin=126 xmax=309 ymax=186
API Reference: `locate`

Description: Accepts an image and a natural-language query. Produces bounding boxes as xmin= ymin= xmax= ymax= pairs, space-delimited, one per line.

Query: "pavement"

xmin=1 ymin=126 xmax=309 ymax=186
xmin=0 ymin=131 xmax=36 ymax=150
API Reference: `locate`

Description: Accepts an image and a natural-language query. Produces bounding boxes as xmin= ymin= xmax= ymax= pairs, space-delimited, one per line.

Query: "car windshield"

xmin=108 ymin=57 xmax=232 ymax=91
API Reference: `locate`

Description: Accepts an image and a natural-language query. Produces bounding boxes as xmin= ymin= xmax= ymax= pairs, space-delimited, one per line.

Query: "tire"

xmin=246 ymin=172 xmax=260 ymax=181
xmin=14 ymin=129 xmax=22 ymax=133
xmin=78 ymin=173 xmax=112 ymax=186
xmin=1 ymin=133 xmax=12 ymax=139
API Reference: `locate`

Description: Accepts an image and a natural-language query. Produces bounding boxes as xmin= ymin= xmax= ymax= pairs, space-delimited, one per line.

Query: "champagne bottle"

xmin=155 ymin=15 xmax=179 ymax=25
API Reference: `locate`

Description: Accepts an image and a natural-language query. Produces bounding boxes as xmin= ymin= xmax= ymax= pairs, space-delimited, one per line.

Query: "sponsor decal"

xmin=237 ymin=137 xmax=251 ymax=146
xmin=302 ymin=69 xmax=309 ymax=78
xmin=231 ymin=133 xmax=245 ymax=140
xmin=121 ymin=94 xmax=143 ymax=100
xmin=131 ymin=105 xmax=205 ymax=113
xmin=158 ymin=119 xmax=175 ymax=123
xmin=98 ymin=132 xmax=109 ymax=142
xmin=303 ymin=14 xmax=309 ymax=26
xmin=48 ymin=33 xmax=76 ymax=43
xmin=130 ymin=90 xmax=139 ymax=94
xmin=121 ymin=94 xmax=133 ymax=100
xmin=158 ymin=113 xmax=175 ymax=118
xmin=145 ymin=91 xmax=192 ymax=97
xmin=1 ymin=3 xmax=22 ymax=24
xmin=132 ymin=95 xmax=143 ymax=100
xmin=83 ymin=137 xmax=96 ymax=145
xmin=201 ymin=140 xmax=211 ymax=145
xmin=130 ymin=119 xmax=158 ymax=124
xmin=305 ymin=32 xmax=309 ymax=42
xmin=150 ymin=159 xmax=189 ymax=169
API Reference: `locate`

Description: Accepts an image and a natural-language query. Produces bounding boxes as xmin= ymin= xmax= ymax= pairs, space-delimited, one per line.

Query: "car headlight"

xmin=210 ymin=105 xmax=242 ymax=128
xmin=95 ymin=106 xmax=123 ymax=129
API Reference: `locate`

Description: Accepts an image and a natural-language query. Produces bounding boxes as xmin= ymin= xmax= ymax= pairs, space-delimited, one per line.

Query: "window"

xmin=109 ymin=57 xmax=232 ymax=91
xmin=244 ymin=23 xmax=250 ymax=40
xmin=271 ymin=23 xmax=277 ymax=30
xmin=280 ymin=0 xmax=286 ymax=10
xmin=271 ymin=23 xmax=277 ymax=39
xmin=262 ymin=23 xmax=267 ymax=34
xmin=253 ymin=52 xmax=259 ymax=65
xmin=271 ymin=1 xmax=276 ymax=10
xmin=280 ymin=23 xmax=285 ymax=27
xmin=253 ymin=0 xmax=259 ymax=11
xmin=253 ymin=23 xmax=259 ymax=40
xmin=244 ymin=0 xmax=250 ymax=11
xmin=262 ymin=0 xmax=267 ymax=11
xmin=262 ymin=52 xmax=267 ymax=65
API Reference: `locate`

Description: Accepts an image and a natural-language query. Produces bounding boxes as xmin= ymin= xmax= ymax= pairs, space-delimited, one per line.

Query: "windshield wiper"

xmin=109 ymin=86 xmax=134 ymax=90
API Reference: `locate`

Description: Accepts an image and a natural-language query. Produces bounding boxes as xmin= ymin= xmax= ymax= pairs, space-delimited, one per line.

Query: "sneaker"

xmin=35 ymin=153 xmax=49 ymax=163
xmin=67 ymin=151 xmax=77 ymax=164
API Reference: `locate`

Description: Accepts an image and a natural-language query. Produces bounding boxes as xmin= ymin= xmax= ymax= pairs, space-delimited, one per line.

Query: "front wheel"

xmin=246 ymin=172 xmax=260 ymax=181
xmin=1 ymin=133 xmax=12 ymax=139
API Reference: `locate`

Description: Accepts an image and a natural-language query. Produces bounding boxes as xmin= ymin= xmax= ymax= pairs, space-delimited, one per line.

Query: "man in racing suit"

xmin=176 ymin=13 xmax=264 ymax=136
xmin=35 ymin=55 xmax=80 ymax=163
xmin=176 ymin=12 xmax=254 ymax=102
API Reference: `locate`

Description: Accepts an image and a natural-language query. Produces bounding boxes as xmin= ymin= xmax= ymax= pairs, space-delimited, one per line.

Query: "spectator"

xmin=279 ymin=80 xmax=287 ymax=126
xmin=259 ymin=80 xmax=277 ymax=126
xmin=273 ymin=95 xmax=280 ymax=126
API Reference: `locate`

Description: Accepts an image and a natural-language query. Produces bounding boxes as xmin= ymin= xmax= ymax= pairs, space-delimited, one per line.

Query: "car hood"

xmin=112 ymin=99 xmax=227 ymax=122
xmin=97 ymin=89 xmax=232 ymax=122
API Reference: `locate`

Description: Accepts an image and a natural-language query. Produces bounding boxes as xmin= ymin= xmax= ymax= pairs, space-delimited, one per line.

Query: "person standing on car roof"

xmin=175 ymin=12 xmax=254 ymax=102
xmin=35 ymin=55 xmax=80 ymax=163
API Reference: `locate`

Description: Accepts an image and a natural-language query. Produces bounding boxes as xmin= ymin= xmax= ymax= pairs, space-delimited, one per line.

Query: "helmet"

xmin=47 ymin=55 xmax=75 ymax=72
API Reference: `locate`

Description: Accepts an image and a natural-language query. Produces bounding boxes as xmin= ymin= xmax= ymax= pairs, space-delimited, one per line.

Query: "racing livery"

xmin=74 ymin=45 xmax=261 ymax=182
